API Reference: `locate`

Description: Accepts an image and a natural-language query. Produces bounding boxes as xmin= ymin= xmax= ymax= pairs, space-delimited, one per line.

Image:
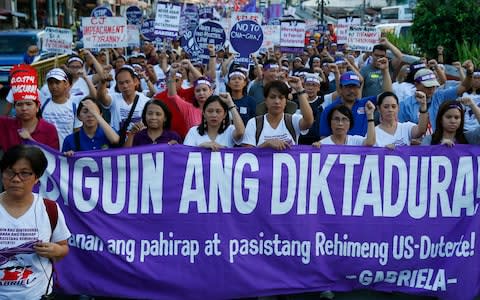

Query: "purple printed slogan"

xmin=34 ymin=143 xmax=480 ymax=299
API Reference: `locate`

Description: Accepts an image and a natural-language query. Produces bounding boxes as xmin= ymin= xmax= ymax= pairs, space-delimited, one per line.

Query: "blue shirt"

xmin=233 ymin=95 xmax=257 ymax=125
xmin=399 ymin=87 xmax=458 ymax=131
xmin=319 ymin=96 xmax=377 ymax=137
xmin=62 ymin=127 xmax=111 ymax=152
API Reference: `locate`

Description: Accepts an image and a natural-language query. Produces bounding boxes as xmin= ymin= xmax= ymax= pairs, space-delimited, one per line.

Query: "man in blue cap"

xmin=319 ymin=65 xmax=392 ymax=137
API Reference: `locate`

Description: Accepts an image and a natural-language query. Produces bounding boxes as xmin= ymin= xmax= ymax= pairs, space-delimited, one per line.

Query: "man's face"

xmin=339 ymin=84 xmax=360 ymax=103
xmin=372 ymin=49 xmax=387 ymax=69
xmin=415 ymin=83 xmax=436 ymax=100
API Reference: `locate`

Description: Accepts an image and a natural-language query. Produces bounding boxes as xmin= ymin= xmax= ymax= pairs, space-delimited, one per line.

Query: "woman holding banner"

xmin=184 ymin=93 xmax=245 ymax=150
xmin=421 ymin=98 xmax=480 ymax=145
xmin=375 ymin=91 xmax=428 ymax=147
xmin=242 ymin=78 xmax=314 ymax=149
xmin=0 ymin=144 xmax=70 ymax=299
xmin=312 ymin=102 xmax=376 ymax=146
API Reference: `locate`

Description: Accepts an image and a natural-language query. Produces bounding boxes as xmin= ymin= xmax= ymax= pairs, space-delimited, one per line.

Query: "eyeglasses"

xmin=332 ymin=117 xmax=350 ymax=123
xmin=2 ymin=169 xmax=34 ymax=181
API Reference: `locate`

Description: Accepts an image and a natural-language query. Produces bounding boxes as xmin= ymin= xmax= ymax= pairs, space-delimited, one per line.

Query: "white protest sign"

xmin=347 ymin=25 xmax=380 ymax=52
xmin=154 ymin=2 xmax=181 ymax=38
xmin=336 ymin=17 xmax=361 ymax=44
xmin=280 ymin=20 xmax=305 ymax=48
xmin=43 ymin=27 xmax=73 ymax=54
xmin=82 ymin=17 xmax=127 ymax=48
xmin=127 ymin=25 xmax=140 ymax=47
xmin=261 ymin=25 xmax=280 ymax=49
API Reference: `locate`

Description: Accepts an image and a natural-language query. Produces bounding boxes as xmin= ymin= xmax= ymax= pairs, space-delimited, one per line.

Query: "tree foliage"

xmin=412 ymin=0 xmax=480 ymax=62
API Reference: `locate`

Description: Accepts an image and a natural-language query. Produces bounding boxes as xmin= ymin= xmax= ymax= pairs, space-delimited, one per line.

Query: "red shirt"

xmin=153 ymin=92 xmax=201 ymax=139
xmin=0 ymin=117 xmax=60 ymax=151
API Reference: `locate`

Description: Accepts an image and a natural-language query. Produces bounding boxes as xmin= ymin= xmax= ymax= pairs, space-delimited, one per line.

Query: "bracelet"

xmin=228 ymin=105 xmax=237 ymax=110
xmin=294 ymin=90 xmax=306 ymax=96
xmin=210 ymin=55 xmax=216 ymax=58
xmin=367 ymin=119 xmax=375 ymax=122
xmin=419 ymin=108 xmax=428 ymax=114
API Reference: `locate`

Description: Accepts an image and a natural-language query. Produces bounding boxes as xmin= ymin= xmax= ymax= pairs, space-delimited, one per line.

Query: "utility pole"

xmin=321 ymin=0 xmax=324 ymax=26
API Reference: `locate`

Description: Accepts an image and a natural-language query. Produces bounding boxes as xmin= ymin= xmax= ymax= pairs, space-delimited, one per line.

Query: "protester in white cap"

xmin=399 ymin=61 xmax=474 ymax=133
xmin=40 ymin=67 xmax=83 ymax=146
xmin=299 ymin=73 xmax=330 ymax=144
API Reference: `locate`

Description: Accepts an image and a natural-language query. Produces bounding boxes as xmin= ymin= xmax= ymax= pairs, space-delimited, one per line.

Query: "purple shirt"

xmin=132 ymin=129 xmax=182 ymax=146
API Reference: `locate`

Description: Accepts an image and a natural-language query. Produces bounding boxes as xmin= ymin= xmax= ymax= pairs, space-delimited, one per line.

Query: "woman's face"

xmin=2 ymin=158 xmax=38 ymax=199
xmin=441 ymin=108 xmax=462 ymax=134
xmin=379 ymin=96 xmax=398 ymax=123
xmin=14 ymin=100 xmax=38 ymax=121
xmin=265 ymin=88 xmax=286 ymax=116
xmin=78 ymin=104 xmax=100 ymax=128
xmin=330 ymin=110 xmax=350 ymax=136
xmin=227 ymin=75 xmax=247 ymax=92
xmin=204 ymin=101 xmax=226 ymax=128
xmin=145 ymin=104 xmax=166 ymax=130
xmin=194 ymin=84 xmax=213 ymax=107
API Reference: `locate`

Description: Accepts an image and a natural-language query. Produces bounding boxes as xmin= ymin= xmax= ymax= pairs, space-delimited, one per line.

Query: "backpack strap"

xmin=72 ymin=102 xmax=77 ymax=130
xmin=74 ymin=130 xmax=81 ymax=151
xmin=40 ymin=98 xmax=52 ymax=114
xmin=43 ymin=198 xmax=58 ymax=236
xmin=255 ymin=114 xmax=297 ymax=145
xmin=255 ymin=115 xmax=264 ymax=145
xmin=284 ymin=113 xmax=297 ymax=144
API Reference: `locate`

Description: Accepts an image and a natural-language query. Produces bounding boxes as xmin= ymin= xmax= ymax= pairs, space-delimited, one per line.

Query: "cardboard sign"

xmin=154 ymin=2 xmax=181 ymax=38
xmin=347 ymin=26 xmax=381 ymax=52
xmin=127 ymin=25 xmax=140 ymax=47
xmin=280 ymin=19 xmax=305 ymax=51
xmin=43 ymin=27 xmax=73 ymax=54
xmin=337 ymin=17 xmax=361 ymax=44
xmin=179 ymin=4 xmax=199 ymax=36
xmin=261 ymin=25 xmax=280 ymax=49
xmin=194 ymin=21 xmax=226 ymax=64
xmin=82 ymin=17 xmax=128 ymax=49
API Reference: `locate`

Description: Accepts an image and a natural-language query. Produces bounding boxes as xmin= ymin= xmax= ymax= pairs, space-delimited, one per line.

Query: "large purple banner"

xmin=35 ymin=143 xmax=480 ymax=299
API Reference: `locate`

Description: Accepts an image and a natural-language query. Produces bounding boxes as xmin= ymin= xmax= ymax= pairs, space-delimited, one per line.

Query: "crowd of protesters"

xmin=2 ymin=27 xmax=480 ymax=299
xmin=3 ymin=33 xmax=479 ymax=156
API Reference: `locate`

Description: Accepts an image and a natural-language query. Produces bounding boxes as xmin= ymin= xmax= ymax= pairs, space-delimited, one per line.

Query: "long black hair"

xmin=430 ymin=100 xmax=467 ymax=145
xmin=197 ymin=95 xmax=230 ymax=136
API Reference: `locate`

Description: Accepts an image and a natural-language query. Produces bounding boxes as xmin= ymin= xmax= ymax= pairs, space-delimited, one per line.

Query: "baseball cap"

xmin=340 ymin=71 xmax=361 ymax=86
xmin=414 ymin=68 xmax=440 ymax=87
xmin=47 ymin=68 xmax=68 ymax=81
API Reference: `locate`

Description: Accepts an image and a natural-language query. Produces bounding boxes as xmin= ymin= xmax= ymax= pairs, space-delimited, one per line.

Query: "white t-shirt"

xmin=242 ymin=113 xmax=305 ymax=146
xmin=0 ymin=194 xmax=71 ymax=300
xmin=106 ymin=91 xmax=150 ymax=131
xmin=40 ymin=97 xmax=83 ymax=146
xmin=184 ymin=125 xmax=239 ymax=148
xmin=462 ymin=92 xmax=480 ymax=131
xmin=320 ymin=135 xmax=365 ymax=145
xmin=392 ymin=82 xmax=415 ymax=103
xmin=375 ymin=122 xmax=416 ymax=147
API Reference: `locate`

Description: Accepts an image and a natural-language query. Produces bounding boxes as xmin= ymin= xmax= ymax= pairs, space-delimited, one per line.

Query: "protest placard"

xmin=179 ymin=3 xmax=198 ymax=36
xmin=193 ymin=21 xmax=226 ymax=64
xmin=337 ymin=17 xmax=361 ymax=44
xmin=141 ymin=18 xmax=156 ymax=41
xmin=43 ymin=27 xmax=73 ymax=54
xmin=82 ymin=17 xmax=127 ymax=49
xmin=126 ymin=6 xmax=143 ymax=26
xmin=261 ymin=25 xmax=280 ymax=49
xmin=230 ymin=19 xmax=263 ymax=66
xmin=280 ymin=19 xmax=305 ymax=53
xmin=347 ymin=25 xmax=381 ymax=52
xmin=91 ymin=5 xmax=113 ymax=17
xmin=127 ymin=25 xmax=140 ymax=47
xmin=154 ymin=1 xmax=181 ymax=38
